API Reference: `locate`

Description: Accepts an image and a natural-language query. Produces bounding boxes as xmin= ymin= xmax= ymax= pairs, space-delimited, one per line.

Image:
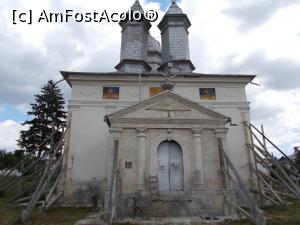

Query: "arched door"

xmin=157 ymin=140 xmax=183 ymax=191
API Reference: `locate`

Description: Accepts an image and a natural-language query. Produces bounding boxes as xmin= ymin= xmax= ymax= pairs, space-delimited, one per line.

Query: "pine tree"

xmin=295 ymin=150 xmax=300 ymax=167
xmin=18 ymin=80 xmax=67 ymax=157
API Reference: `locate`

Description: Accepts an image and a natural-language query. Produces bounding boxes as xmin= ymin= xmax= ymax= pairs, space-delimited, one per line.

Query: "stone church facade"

xmin=60 ymin=0 xmax=256 ymax=218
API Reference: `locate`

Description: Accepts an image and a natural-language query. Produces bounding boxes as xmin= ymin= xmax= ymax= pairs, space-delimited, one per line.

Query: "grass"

xmin=113 ymin=200 xmax=300 ymax=225
xmin=224 ymin=198 xmax=300 ymax=225
xmin=0 ymin=187 xmax=299 ymax=225
xmin=0 ymin=193 xmax=91 ymax=225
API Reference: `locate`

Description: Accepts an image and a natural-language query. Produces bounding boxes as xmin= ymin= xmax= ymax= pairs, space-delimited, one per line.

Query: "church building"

xmin=60 ymin=0 xmax=257 ymax=218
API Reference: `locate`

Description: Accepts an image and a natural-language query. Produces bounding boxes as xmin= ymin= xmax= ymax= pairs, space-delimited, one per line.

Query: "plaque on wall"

xmin=125 ymin=162 xmax=132 ymax=169
xmin=199 ymin=88 xmax=216 ymax=100
xmin=103 ymin=87 xmax=119 ymax=100
xmin=150 ymin=87 xmax=162 ymax=97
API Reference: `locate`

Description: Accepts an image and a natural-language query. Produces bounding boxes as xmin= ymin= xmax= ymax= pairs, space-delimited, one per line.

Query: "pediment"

xmin=106 ymin=91 xmax=229 ymax=123
xmin=146 ymin=98 xmax=191 ymax=111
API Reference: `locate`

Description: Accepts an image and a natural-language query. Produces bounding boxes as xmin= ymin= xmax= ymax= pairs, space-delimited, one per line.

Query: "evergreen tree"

xmin=18 ymin=80 xmax=67 ymax=157
xmin=295 ymin=150 xmax=300 ymax=167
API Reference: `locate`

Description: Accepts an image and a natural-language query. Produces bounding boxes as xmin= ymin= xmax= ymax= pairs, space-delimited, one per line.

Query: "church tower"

xmin=115 ymin=0 xmax=152 ymax=73
xmin=158 ymin=0 xmax=195 ymax=73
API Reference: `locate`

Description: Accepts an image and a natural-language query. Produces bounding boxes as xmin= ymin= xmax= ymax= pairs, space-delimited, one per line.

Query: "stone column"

xmin=192 ymin=128 xmax=204 ymax=190
xmin=136 ymin=128 xmax=147 ymax=191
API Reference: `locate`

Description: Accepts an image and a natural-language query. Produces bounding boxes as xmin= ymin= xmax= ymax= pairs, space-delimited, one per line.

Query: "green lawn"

xmin=0 ymin=194 xmax=91 ymax=225
xmin=224 ymin=198 xmax=300 ymax=225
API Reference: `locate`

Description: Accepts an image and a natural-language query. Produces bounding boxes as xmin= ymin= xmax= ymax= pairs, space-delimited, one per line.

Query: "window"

xmin=199 ymin=88 xmax=216 ymax=100
xmin=103 ymin=87 xmax=119 ymax=100
xmin=150 ymin=87 xmax=163 ymax=97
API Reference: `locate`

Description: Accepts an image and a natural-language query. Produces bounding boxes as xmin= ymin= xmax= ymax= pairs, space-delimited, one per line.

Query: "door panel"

xmin=158 ymin=141 xmax=170 ymax=191
xmin=157 ymin=141 xmax=183 ymax=191
xmin=169 ymin=142 xmax=184 ymax=191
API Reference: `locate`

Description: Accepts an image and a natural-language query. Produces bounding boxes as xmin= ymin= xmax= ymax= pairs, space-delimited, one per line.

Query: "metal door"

xmin=157 ymin=141 xmax=183 ymax=191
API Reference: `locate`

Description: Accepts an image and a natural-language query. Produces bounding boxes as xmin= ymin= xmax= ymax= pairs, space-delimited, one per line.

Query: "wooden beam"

xmin=108 ymin=140 xmax=119 ymax=225
xmin=250 ymin=124 xmax=299 ymax=171
xmin=253 ymin=144 xmax=299 ymax=178
xmin=41 ymin=172 xmax=63 ymax=211
xmin=21 ymin=156 xmax=63 ymax=222
xmin=254 ymin=153 xmax=300 ymax=199
xmin=219 ymin=147 xmax=265 ymax=225
xmin=45 ymin=192 xmax=63 ymax=211
xmin=256 ymin=170 xmax=283 ymax=203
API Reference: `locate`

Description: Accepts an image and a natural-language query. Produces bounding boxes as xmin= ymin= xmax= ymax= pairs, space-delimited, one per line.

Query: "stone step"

xmin=74 ymin=213 xmax=228 ymax=225
xmin=115 ymin=217 xmax=227 ymax=225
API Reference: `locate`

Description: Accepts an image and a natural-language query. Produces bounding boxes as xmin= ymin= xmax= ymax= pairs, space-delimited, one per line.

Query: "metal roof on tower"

xmin=166 ymin=0 xmax=184 ymax=14
xmin=131 ymin=0 xmax=144 ymax=14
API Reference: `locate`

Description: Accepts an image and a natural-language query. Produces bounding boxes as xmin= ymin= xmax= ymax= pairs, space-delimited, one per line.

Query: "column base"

xmin=136 ymin=184 xmax=146 ymax=192
xmin=194 ymin=183 xmax=205 ymax=191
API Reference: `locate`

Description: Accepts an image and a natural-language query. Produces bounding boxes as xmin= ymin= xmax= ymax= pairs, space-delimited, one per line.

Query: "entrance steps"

xmin=74 ymin=213 xmax=231 ymax=225
xmin=116 ymin=217 xmax=229 ymax=225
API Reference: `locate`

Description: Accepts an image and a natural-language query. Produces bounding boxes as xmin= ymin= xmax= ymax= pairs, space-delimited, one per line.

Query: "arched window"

xmin=157 ymin=140 xmax=184 ymax=191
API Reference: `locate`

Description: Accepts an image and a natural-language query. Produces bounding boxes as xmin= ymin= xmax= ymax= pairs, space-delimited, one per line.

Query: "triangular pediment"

xmin=106 ymin=91 xmax=229 ymax=123
xmin=146 ymin=98 xmax=191 ymax=111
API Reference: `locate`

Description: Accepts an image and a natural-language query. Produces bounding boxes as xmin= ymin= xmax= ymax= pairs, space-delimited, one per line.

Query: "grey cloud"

xmin=223 ymin=0 xmax=300 ymax=31
xmin=221 ymin=51 xmax=300 ymax=90
xmin=251 ymin=102 xmax=284 ymax=122
xmin=0 ymin=15 xmax=119 ymax=107
xmin=79 ymin=48 xmax=118 ymax=72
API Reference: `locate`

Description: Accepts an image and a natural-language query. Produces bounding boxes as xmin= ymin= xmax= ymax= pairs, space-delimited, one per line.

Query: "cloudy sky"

xmin=0 ymin=0 xmax=299 ymax=155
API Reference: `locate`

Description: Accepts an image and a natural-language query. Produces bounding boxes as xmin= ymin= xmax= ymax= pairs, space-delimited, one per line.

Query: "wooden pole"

xmin=256 ymin=169 xmax=283 ymax=203
xmin=62 ymin=113 xmax=72 ymax=201
xmin=250 ymin=124 xmax=299 ymax=171
xmin=220 ymin=145 xmax=265 ymax=225
xmin=17 ymin=162 xmax=25 ymax=196
xmin=242 ymin=120 xmax=255 ymax=190
xmin=248 ymin=125 xmax=264 ymax=205
xmin=108 ymin=140 xmax=119 ymax=225
xmin=254 ymin=151 xmax=300 ymax=199
xmin=21 ymin=156 xmax=63 ymax=222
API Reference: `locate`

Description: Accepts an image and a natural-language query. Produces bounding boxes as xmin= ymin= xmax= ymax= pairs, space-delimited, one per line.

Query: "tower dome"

xmin=115 ymin=0 xmax=152 ymax=73
xmin=157 ymin=0 xmax=195 ymax=73
xmin=147 ymin=35 xmax=162 ymax=71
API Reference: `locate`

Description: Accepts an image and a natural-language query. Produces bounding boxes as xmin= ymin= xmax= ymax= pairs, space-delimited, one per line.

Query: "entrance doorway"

xmin=157 ymin=140 xmax=184 ymax=191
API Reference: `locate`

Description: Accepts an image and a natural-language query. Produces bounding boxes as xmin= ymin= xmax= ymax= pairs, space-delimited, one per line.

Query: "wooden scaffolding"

xmin=0 ymin=113 xmax=71 ymax=223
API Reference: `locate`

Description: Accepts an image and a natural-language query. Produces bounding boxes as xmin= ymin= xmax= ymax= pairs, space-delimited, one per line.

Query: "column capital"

xmin=239 ymin=106 xmax=251 ymax=113
xmin=191 ymin=128 xmax=202 ymax=137
xmin=109 ymin=128 xmax=122 ymax=139
xmin=109 ymin=127 xmax=123 ymax=133
xmin=136 ymin=128 xmax=147 ymax=137
xmin=214 ymin=128 xmax=228 ymax=134
xmin=214 ymin=128 xmax=228 ymax=137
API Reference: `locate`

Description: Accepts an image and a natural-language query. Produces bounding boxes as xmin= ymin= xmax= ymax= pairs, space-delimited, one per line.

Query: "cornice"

xmin=110 ymin=121 xmax=226 ymax=130
xmin=68 ymin=100 xmax=250 ymax=108
xmin=110 ymin=118 xmax=228 ymax=125
xmin=60 ymin=71 xmax=256 ymax=87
